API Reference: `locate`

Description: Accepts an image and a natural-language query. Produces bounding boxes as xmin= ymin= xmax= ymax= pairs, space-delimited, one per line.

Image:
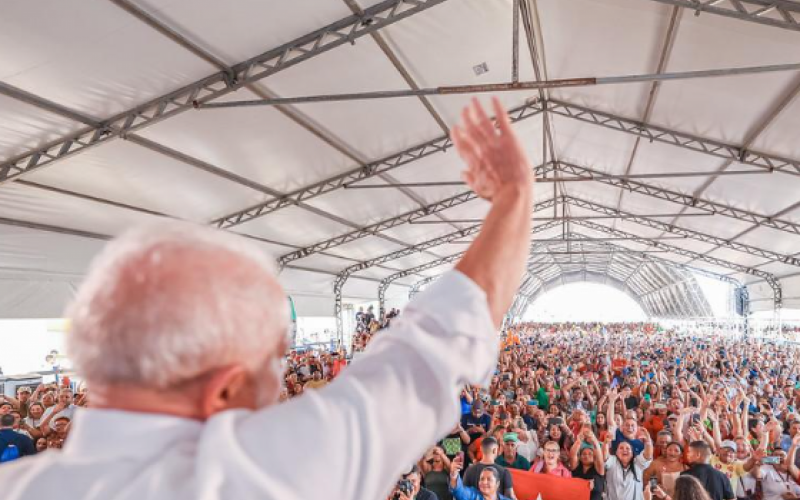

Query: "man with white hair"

xmin=0 ymin=97 xmax=534 ymax=500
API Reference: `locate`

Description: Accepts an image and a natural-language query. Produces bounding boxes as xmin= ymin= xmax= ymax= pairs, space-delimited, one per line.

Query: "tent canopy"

xmin=1 ymin=0 xmax=799 ymax=319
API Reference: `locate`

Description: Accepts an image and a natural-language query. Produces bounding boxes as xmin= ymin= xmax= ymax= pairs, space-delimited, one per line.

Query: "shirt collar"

xmin=62 ymin=408 xmax=203 ymax=459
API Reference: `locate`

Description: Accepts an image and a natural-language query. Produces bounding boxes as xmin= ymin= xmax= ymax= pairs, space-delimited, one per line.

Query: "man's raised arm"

xmin=453 ymin=97 xmax=534 ymax=326
xmin=230 ymin=98 xmax=535 ymax=500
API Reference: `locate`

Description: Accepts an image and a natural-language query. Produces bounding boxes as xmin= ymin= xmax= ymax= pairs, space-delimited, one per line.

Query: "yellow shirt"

xmin=710 ymin=455 xmax=747 ymax=493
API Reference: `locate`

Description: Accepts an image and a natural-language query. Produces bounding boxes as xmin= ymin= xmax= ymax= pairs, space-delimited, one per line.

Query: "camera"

xmin=393 ymin=479 xmax=414 ymax=500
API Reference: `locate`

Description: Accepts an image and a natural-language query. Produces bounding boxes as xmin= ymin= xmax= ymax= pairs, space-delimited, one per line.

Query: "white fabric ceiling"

xmin=0 ymin=0 xmax=799 ymax=319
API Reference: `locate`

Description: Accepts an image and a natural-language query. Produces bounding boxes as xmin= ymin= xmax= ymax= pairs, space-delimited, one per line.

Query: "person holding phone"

xmin=755 ymin=442 xmax=800 ymax=500
xmin=449 ymin=453 xmax=512 ymax=500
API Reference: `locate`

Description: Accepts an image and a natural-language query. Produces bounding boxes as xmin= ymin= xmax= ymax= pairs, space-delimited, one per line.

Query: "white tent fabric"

xmin=0 ymin=0 xmax=799 ymax=319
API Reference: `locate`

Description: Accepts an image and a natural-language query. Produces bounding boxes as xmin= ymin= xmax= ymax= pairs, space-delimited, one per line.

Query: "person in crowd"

xmin=569 ymin=428 xmax=605 ymax=500
xmin=462 ymin=401 xmax=492 ymax=435
xmin=0 ymin=414 xmax=36 ymax=462
xmin=303 ymin=370 xmax=328 ymax=390
xmin=389 ymin=464 xmax=439 ymax=500
xmin=449 ymin=455 xmax=512 ymax=500
xmin=494 ymin=434 xmax=530 ymax=470
xmin=646 ymin=475 xmax=713 ymax=500
xmin=644 ymin=441 xmax=688 ymax=499
xmin=420 ymin=447 xmax=452 ymax=500
xmin=604 ymin=431 xmax=653 ymax=500
xmin=530 ymin=439 xmax=572 ymax=477
xmin=755 ymin=443 xmax=800 ymax=500
xmin=44 ymin=416 xmax=70 ymax=449
xmin=464 ymin=438 xmax=516 ymax=499
xmin=681 ymin=441 xmax=735 ymax=500
xmin=40 ymin=388 xmax=77 ymax=429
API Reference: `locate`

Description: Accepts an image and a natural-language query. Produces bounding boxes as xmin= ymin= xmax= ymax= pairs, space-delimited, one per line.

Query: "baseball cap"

xmin=721 ymin=440 xmax=737 ymax=452
xmin=504 ymin=433 xmax=519 ymax=443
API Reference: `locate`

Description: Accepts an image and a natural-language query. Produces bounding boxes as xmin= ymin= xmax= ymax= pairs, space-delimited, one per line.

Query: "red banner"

xmin=509 ymin=469 xmax=591 ymax=500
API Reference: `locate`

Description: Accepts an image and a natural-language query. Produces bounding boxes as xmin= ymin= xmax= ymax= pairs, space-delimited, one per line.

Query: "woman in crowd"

xmin=645 ymin=475 xmax=713 ymax=500
xmin=644 ymin=442 xmax=687 ymax=499
xmin=449 ymin=456 xmax=512 ymax=500
xmin=569 ymin=428 xmax=605 ymax=500
xmin=603 ymin=435 xmax=653 ymax=500
xmin=421 ymin=447 xmax=452 ymax=500
xmin=530 ymin=440 xmax=572 ymax=477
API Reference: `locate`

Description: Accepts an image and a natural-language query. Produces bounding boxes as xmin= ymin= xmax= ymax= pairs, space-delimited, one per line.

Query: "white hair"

xmin=66 ymin=221 xmax=288 ymax=389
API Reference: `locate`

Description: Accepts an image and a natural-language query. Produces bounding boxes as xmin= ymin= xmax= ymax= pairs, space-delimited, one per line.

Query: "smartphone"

xmin=649 ymin=477 xmax=658 ymax=490
xmin=762 ymin=456 xmax=781 ymax=465
xmin=456 ymin=451 xmax=465 ymax=462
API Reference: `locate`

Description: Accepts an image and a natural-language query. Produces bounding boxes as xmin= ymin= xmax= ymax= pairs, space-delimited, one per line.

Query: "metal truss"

xmin=377 ymin=253 xmax=462 ymax=318
xmin=546 ymin=100 xmax=800 ymax=176
xmin=360 ymin=221 xmax=561 ymax=333
xmin=279 ymin=163 xmax=555 ymax=266
xmin=641 ymin=0 xmax=800 ymax=33
xmin=556 ymin=162 xmax=800 ymax=235
xmin=571 ymin=219 xmax=780 ymax=307
xmin=564 ymin=196 xmax=800 ymax=267
xmin=409 ymin=275 xmax=438 ymax=299
xmin=213 ymin=100 xmax=545 ymax=229
xmin=0 ymin=0 xmax=449 ymax=184
xmin=332 ymin=198 xmax=556 ymax=304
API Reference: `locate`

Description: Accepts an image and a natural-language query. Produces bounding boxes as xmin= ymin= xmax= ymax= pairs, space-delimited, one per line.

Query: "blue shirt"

xmin=451 ymin=475 xmax=512 ymax=500
xmin=461 ymin=413 xmax=491 ymax=433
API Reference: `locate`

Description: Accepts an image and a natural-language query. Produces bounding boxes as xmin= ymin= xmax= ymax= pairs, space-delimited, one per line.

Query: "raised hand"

xmin=451 ymin=97 xmax=533 ymax=201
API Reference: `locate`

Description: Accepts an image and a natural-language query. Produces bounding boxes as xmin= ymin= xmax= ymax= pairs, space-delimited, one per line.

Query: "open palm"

xmin=451 ymin=97 xmax=533 ymax=201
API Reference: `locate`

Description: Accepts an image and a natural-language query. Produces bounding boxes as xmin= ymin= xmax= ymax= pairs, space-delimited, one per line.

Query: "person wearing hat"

xmin=45 ymin=415 xmax=71 ymax=450
xmin=494 ymin=433 xmax=530 ymax=471
xmin=706 ymin=411 xmax=760 ymax=495
xmin=462 ymin=401 xmax=491 ymax=435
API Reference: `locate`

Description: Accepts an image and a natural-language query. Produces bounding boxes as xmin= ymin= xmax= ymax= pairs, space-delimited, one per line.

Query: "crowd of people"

xmin=0 ymin=383 xmax=85 ymax=460
xmin=378 ymin=322 xmax=800 ymax=500
xmin=5 ymin=319 xmax=800 ymax=500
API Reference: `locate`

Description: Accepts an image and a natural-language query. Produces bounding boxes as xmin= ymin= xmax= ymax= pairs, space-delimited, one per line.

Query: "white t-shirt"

xmin=605 ymin=454 xmax=652 ymax=500
xmin=760 ymin=465 xmax=800 ymax=500
xmin=42 ymin=404 xmax=77 ymax=429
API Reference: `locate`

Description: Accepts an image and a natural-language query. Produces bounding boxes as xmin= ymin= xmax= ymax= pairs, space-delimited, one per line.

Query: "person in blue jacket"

xmin=449 ymin=454 xmax=512 ymax=500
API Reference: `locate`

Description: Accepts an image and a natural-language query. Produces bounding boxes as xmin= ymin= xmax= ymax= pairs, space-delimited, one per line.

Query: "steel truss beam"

xmin=556 ymin=162 xmax=800 ymax=235
xmin=571 ymin=219 xmax=779 ymax=307
xmin=641 ymin=0 xmax=800 ymax=33
xmin=546 ymin=100 xmax=800 ymax=176
xmin=0 ymin=0 xmax=449 ymax=184
xmin=332 ymin=198 xmax=556 ymax=297
xmin=564 ymin=196 xmax=800 ymax=267
xmin=368 ymin=221 xmax=561 ymax=329
xmin=279 ymin=163 xmax=555 ymax=266
xmin=214 ymin=101 xmax=545 ymax=229
xmin=508 ymin=233 xmax=718 ymax=321
xmin=409 ymin=275 xmax=438 ymax=299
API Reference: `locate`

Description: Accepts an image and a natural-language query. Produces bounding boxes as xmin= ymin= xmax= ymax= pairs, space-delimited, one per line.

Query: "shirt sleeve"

xmin=205 ymin=271 xmax=496 ymax=500
xmin=451 ymin=475 xmax=480 ymax=500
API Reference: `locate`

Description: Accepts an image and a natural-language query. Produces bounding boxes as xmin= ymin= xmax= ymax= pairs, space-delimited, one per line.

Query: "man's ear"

xmin=199 ymin=365 xmax=254 ymax=418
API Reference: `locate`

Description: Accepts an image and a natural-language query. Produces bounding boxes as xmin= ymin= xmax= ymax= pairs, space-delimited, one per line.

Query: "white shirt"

xmin=761 ymin=465 xmax=800 ymax=500
xmin=0 ymin=271 xmax=497 ymax=500
xmin=516 ymin=430 xmax=539 ymax=462
xmin=605 ymin=454 xmax=652 ymax=500
xmin=42 ymin=404 xmax=77 ymax=429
